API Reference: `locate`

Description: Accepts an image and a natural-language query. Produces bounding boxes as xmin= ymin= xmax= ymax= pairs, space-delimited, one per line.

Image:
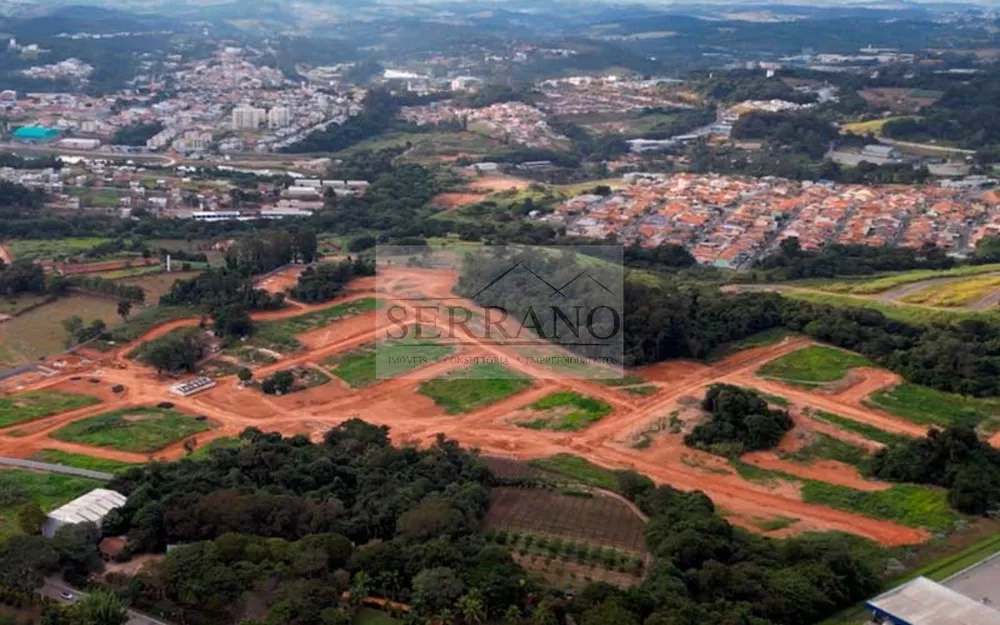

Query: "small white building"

xmin=170 ymin=376 xmax=216 ymax=397
xmin=42 ymin=488 xmax=127 ymax=539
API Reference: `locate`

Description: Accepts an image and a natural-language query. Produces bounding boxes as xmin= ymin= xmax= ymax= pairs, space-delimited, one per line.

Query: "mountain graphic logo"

xmin=470 ymin=260 xmax=616 ymax=300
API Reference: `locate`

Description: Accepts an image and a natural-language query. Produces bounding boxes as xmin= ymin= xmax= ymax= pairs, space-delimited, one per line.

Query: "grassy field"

xmin=529 ymin=454 xmax=622 ymax=492
xmin=900 ymin=275 xmax=1000 ymax=308
xmin=731 ymin=461 xmax=957 ymax=531
xmin=0 ymin=390 xmax=101 ymax=428
xmin=866 ymin=383 xmax=1000 ymax=428
xmin=758 ymin=346 xmax=872 ymax=385
xmin=28 ymin=449 xmax=137 ymax=473
xmin=94 ymin=305 xmax=200 ymax=349
xmin=5 ymin=238 xmax=109 ymax=261
xmin=0 ymin=293 xmax=52 ymax=317
xmin=325 ymin=340 xmax=455 ymax=387
xmin=51 ymin=406 xmax=212 ymax=453
xmin=814 ymin=263 xmax=1000 ymax=295
xmin=775 ymin=290 xmax=996 ymax=326
xmin=189 ymin=436 xmax=244 ymax=459
xmin=840 ymin=116 xmax=914 ymax=136
xmin=516 ymin=391 xmax=612 ymax=431
xmin=786 ymin=433 xmax=872 ymax=470
xmin=418 ymin=363 xmax=532 ymax=414
xmin=118 ymin=270 xmax=202 ymax=303
xmin=247 ymin=298 xmax=380 ymax=353
xmin=0 ymin=294 xmax=121 ymax=365
xmin=353 ymin=608 xmax=400 ymax=625
xmin=810 ymin=410 xmax=914 ymax=447
xmin=0 ymin=469 xmax=102 ymax=537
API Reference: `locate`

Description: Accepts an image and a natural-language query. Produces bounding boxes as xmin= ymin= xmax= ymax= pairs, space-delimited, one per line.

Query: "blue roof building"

xmin=12 ymin=125 xmax=60 ymax=143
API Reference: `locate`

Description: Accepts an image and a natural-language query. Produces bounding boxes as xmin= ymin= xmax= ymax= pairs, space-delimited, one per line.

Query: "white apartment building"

xmin=268 ymin=106 xmax=291 ymax=128
xmin=232 ymin=106 xmax=265 ymax=130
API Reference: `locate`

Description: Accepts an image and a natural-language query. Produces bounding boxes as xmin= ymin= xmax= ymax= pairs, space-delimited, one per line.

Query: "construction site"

xmin=0 ymin=264 xmax=989 ymax=548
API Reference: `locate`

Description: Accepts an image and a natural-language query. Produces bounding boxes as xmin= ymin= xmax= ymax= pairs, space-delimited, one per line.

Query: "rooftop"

xmin=942 ymin=551 xmax=1000 ymax=607
xmin=867 ymin=576 xmax=1000 ymax=625
xmin=12 ymin=125 xmax=59 ymax=139
xmin=47 ymin=488 xmax=127 ymax=524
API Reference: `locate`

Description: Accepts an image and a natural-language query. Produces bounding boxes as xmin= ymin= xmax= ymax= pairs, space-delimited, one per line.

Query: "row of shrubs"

xmin=485 ymin=530 xmax=644 ymax=575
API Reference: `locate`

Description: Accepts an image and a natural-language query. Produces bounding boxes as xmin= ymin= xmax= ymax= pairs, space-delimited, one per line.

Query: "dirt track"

xmin=0 ymin=267 xmax=947 ymax=546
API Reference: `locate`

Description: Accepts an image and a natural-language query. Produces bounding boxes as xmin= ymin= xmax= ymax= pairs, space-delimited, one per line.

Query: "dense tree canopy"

xmin=871 ymin=426 xmax=1000 ymax=515
xmin=685 ymin=384 xmax=794 ymax=454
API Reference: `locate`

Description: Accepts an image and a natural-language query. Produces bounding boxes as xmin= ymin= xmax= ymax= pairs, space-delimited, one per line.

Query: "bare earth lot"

xmin=0 ymin=265 xmax=984 ymax=547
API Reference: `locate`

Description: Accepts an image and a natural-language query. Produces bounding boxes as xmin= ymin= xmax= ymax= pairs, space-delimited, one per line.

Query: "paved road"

xmin=0 ymin=456 xmax=114 ymax=480
xmin=41 ymin=579 xmax=171 ymax=625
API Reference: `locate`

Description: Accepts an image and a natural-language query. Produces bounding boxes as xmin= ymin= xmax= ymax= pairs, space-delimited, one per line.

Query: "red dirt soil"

xmin=256 ymin=266 xmax=305 ymax=295
xmin=0 ymin=266 xmax=952 ymax=547
xmin=432 ymin=192 xmax=488 ymax=211
xmin=57 ymin=258 xmax=160 ymax=276
xmin=465 ymin=176 xmax=533 ymax=192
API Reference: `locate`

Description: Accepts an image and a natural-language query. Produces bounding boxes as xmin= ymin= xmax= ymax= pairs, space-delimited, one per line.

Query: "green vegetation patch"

xmin=529 ymin=454 xmax=621 ymax=492
xmin=28 ymin=449 xmax=137 ymax=473
xmin=866 ymin=383 xmax=1000 ymax=428
xmin=786 ymin=433 xmax=872 ymax=470
xmin=802 ymin=481 xmax=957 ymax=533
xmin=51 ymin=406 xmax=212 ymax=453
xmin=730 ymin=460 xmax=957 ymax=531
xmin=0 ymin=390 xmax=101 ymax=429
xmin=418 ymin=363 xmax=531 ymax=414
xmin=354 ymin=608 xmax=401 ymax=625
xmin=758 ymin=346 xmax=872 ymax=385
xmin=516 ymin=391 xmax=612 ymax=431
xmin=817 ymin=263 xmax=1000 ymax=295
xmin=0 ymin=469 xmax=102 ymax=537
xmin=93 ymin=305 xmax=201 ymax=350
xmin=623 ymin=385 xmax=659 ymax=397
xmin=6 ymin=238 xmax=110 ymax=261
xmin=325 ymin=340 xmax=455 ymax=388
xmin=811 ymin=411 xmax=913 ymax=447
xmin=189 ymin=436 xmax=244 ymax=459
xmin=249 ymin=298 xmax=381 ymax=352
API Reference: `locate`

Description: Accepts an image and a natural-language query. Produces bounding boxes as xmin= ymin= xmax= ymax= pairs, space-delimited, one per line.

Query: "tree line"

xmin=289 ymin=258 xmax=376 ymax=304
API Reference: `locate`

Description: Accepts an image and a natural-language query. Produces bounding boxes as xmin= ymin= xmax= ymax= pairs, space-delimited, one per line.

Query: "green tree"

xmin=238 ymin=367 xmax=253 ymax=384
xmin=116 ymin=300 xmax=132 ymax=323
xmin=16 ymin=502 xmax=45 ymax=534
xmin=69 ymin=590 xmax=129 ymax=625
xmin=457 ymin=589 xmax=486 ymax=624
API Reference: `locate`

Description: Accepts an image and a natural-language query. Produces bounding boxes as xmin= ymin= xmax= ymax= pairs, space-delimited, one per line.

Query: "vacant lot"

xmin=732 ymin=461 xmax=957 ymax=532
xmin=51 ymin=406 xmax=212 ymax=453
xmin=866 ymin=383 xmax=1000 ymax=428
xmin=786 ymin=433 xmax=872 ymax=470
xmin=418 ymin=363 xmax=532 ymax=414
xmin=249 ymin=298 xmax=380 ymax=352
xmin=817 ymin=264 xmax=1000 ymax=295
xmin=900 ymin=275 xmax=1000 ymax=308
xmin=118 ymin=270 xmax=202 ymax=303
xmin=28 ymin=449 xmax=137 ymax=473
xmin=515 ymin=391 xmax=612 ymax=431
xmin=485 ymin=487 xmax=646 ymax=552
xmin=0 ymin=390 xmax=101 ymax=428
xmin=0 ymin=294 xmax=121 ymax=364
xmin=758 ymin=346 xmax=871 ymax=385
xmin=325 ymin=341 xmax=454 ymax=387
xmin=0 ymin=469 xmax=102 ymax=537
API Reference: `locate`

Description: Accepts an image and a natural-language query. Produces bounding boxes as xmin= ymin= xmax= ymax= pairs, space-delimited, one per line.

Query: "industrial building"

xmin=42 ymin=488 xmax=127 ymax=539
xmin=866 ymin=553 xmax=1000 ymax=625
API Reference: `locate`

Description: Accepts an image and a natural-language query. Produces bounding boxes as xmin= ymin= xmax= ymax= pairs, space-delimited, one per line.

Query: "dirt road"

xmin=0 ymin=266 xmax=944 ymax=546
